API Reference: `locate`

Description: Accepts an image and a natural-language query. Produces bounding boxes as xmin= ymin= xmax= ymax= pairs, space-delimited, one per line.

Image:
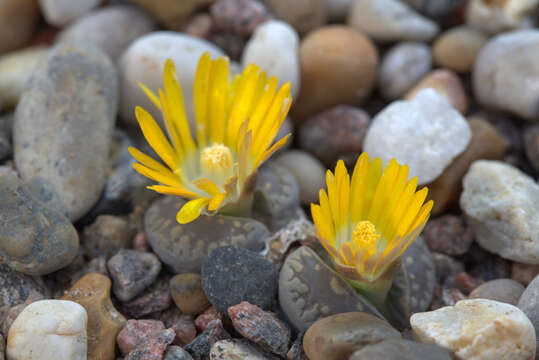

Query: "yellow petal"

xmin=176 ymin=198 xmax=210 ymax=224
xmin=253 ymin=133 xmax=291 ymax=169
xmin=208 ymin=193 xmax=226 ymax=211
xmin=193 ymin=178 xmax=222 ymax=197
xmin=128 ymin=146 xmax=170 ymax=174
xmin=194 ymin=52 xmax=212 ymax=148
xmin=147 ymin=185 xmax=199 ymax=199
xmin=208 ymin=57 xmax=230 ymax=144
xmin=132 ymin=162 xmax=182 ymax=188
xmin=138 ymin=82 xmax=161 ymax=110
xmin=349 ymin=152 xmax=370 ymax=223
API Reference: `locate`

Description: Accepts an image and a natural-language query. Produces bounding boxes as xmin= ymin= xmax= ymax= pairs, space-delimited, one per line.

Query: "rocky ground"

xmin=0 ymin=0 xmax=538 ymax=359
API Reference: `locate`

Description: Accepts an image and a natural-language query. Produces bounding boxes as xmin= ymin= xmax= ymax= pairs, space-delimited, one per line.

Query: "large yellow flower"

xmin=311 ymin=153 xmax=433 ymax=283
xmin=129 ymin=52 xmax=292 ymax=223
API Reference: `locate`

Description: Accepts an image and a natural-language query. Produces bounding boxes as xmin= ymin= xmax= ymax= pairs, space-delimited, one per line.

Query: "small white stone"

xmin=39 ymin=0 xmax=101 ymax=27
xmin=118 ymin=32 xmax=224 ymax=126
xmin=460 ymin=160 xmax=539 ymax=264
xmin=363 ymin=88 xmax=471 ymax=185
xmin=242 ymin=20 xmax=300 ymax=98
xmin=411 ymin=299 xmax=536 ymax=360
xmin=7 ymin=300 xmax=88 ymax=360
xmin=466 ymin=0 xmax=538 ymax=35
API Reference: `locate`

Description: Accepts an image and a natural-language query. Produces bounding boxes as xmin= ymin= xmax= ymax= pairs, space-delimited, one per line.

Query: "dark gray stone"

xmin=517 ymin=275 xmax=539 ymax=358
xmin=349 ymin=339 xmax=452 ymax=360
xmin=82 ymin=214 xmax=132 ymax=259
xmin=164 ymin=345 xmax=194 ymax=360
xmin=0 ymin=264 xmax=46 ymax=320
xmin=122 ymin=277 xmax=172 ymax=319
xmin=470 ymin=278 xmax=525 ymax=305
xmin=185 ymin=320 xmax=231 ymax=360
xmin=405 ymin=0 xmax=463 ymax=17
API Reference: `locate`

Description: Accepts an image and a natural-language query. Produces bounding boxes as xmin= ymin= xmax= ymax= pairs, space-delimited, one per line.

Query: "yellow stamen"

xmin=353 ymin=221 xmax=379 ymax=256
xmin=200 ymin=143 xmax=233 ymax=180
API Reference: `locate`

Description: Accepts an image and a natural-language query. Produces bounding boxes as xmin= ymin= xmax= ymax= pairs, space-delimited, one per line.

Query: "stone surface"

xmin=512 ymin=263 xmax=539 ymax=286
xmin=39 ymin=0 xmax=101 ymax=26
xmin=411 ymin=299 xmax=537 ymax=360
xmin=170 ymin=273 xmax=210 ymax=315
xmin=524 ymin=125 xmax=539 ymax=172
xmin=349 ymin=339 xmax=452 ymax=360
xmin=195 ymin=307 xmax=223 ymax=332
xmin=201 ymin=246 xmax=278 ymax=312
xmin=209 ymin=339 xmax=267 ymax=360
xmin=279 ymin=246 xmax=382 ymax=332
xmin=228 ymin=302 xmax=291 ymax=356
xmin=58 ymin=5 xmax=156 ymax=62
xmin=460 ymin=160 xmax=539 ymax=264
xmin=210 ymin=0 xmax=271 ymax=37
xmin=119 ymin=32 xmax=223 ymax=126
xmin=264 ymin=0 xmax=326 ymax=34
xmin=242 ymin=20 xmax=300 ymax=98
xmin=517 ymin=275 xmax=539 ymax=358
xmin=326 ymin=0 xmax=353 ymax=21
xmin=0 ymin=264 xmax=46 ymax=318
xmin=428 ymin=116 xmax=506 ymax=215
xmin=474 ymin=30 xmax=539 ymax=121
xmin=126 ymin=328 xmax=175 ymax=360
xmin=364 ymin=89 xmax=471 ymax=185
xmin=117 ymin=319 xmax=166 ymax=356
xmin=469 ymin=279 xmax=525 ymax=305
xmin=60 ymin=273 xmax=126 ymax=360
xmin=161 ymin=308 xmax=197 ymax=346
xmin=432 ymin=26 xmax=488 ymax=73
xmin=6 ymin=300 xmax=87 ymax=360
xmin=0 ymin=46 xmax=47 ymax=109
xmin=82 ymin=215 xmax=132 ymax=259
xmin=145 ymin=196 xmax=268 ymax=274
xmin=348 ymin=0 xmax=439 ymax=42
xmin=423 ymin=215 xmax=473 ymax=256
xmin=0 ymin=173 xmax=79 ymax=276
xmin=0 ymin=0 xmax=39 ymax=54
xmin=466 ymin=0 xmax=538 ymax=35
xmin=405 ymin=0 xmax=463 ymax=17
xmin=127 ymin=0 xmax=213 ymax=30
xmin=303 ymin=312 xmax=401 ymax=360
xmin=185 ymin=320 xmax=231 ymax=360
xmin=122 ymin=277 xmax=171 ymax=318
xmin=14 ymin=42 xmax=118 ymax=221
xmin=378 ymin=42 xmax=431 ymax=100
xmin=164 ymin=345 xmax=194 ymax=360
xmin=292 ymin=26 xmax=378 ymax=122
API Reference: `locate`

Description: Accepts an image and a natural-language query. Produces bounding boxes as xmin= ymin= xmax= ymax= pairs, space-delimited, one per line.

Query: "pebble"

xmin=210 ymin=0 xmax=271 ymax=37
xmin=119 ymin=32 xmax=223 ymax=126
xmin=39 ymin=0 xmax=102 ymax=26
xmin=228 ymin=301 xmax=291 ymax=356
xmin=127 ymin=0 xmax=213 ymax=30
xmin=126 ymin=328 xmax=176 ymax=360
xmin=460 ymin=160 xmax=539 ymax=264
xmin=403 ymin=69 xmax=468 ymax=114
xmin=107 ymin=249 xmax=162 ymax=302
xmin=469 ymin=279 xmax=525 ymax=305
xmin=0 ymin=46 xmax=47 ymax=109
xmin=145 ymin=196 xmax=268 ymax=274
xmin=209 ymin=339 xmax=267 ymax=360
xmin=279 ymin=246 xmax=382 ymax=332
xmin=298 ymin=105 xmax=370 ymax=167
xmin=0 ymin=0 xmax=39 ymax=54
xmin=6 ymin=300 xmax=87 ymax=360
xmin=14 ymin=42 xmax=118 ymax=222
xmin=292 ymin=26 xmax=378 ymax=122
xmin=432 ymin=26 xmax=488 ymax=73
xmin=348 ymin=0 xmax=439 ymax=42
xmin=195 ymin=306 xmax=223 ymax=332
xmin=264 ymin=0 xmax=326 ymax=34
xmin=241 ymin=20 xmax=300 ymax=98
xmin=201 ymin=246 xmax=278 ymax=312
xmin=524 ymin=125 xmax=539 ymax=172
xmin=428 ymin=116 xmax=506 ymax=215
xmin=423 ymin=215 xmax=473 ymax=256
xmin=185 ymin=320 xmax=231 ymax=360
xmin=0 ymin=173 xmax=79 ymax=276
xmin=170 ymin=273 xmax=210 ymax=315
xmin=122 ymin=277 xmax=172 ymax=318
xmin=60 ymin=273 xmax=127 ymax=360
xmin=161 ymin=308 xmax=197 ymax=346
xmin=0 ymin=264 xmax=46 ymax=318
xmin=117 ymin=319 xmax=166 ymax=356
xmin=432 ymin=252 xmax=465 ymax=284
xmin=364 ymin=88 xmax=471 ymax=185
xmin=473 ymin=30 xmax=539 ymax=121
xmin=466 ymin=0 xmax=537 ymax=35
xmin=82 ymin=215 xmax=132 ymax=259
xmin=164 ymin=345 xmax=194 ymax=360
xmin=404 ymin=0 xmax=463 ymax=17
xmin=517 ymin=275 xmax=539 ymax=358
xmin=57 ymin=5 xmax=157 ymax=62
xmin=512 ymin=263 xmax=539 ymax=286
xmin=378 ymin=42 xmax=431 ymax=100
xmin=303 ymin=312 xmax=401 ymax=360
xmin=348 ymin=339 xmax=452 ymax=360
xmin=326 ymin=0 xmax=353 ymax=21
xmin=0 ymin=334 xmax=4 ymax=360
xmin=411 ymin=299 xmax=537 ymax=360
xmin=273 ymin=151 xmax=326 ymax=206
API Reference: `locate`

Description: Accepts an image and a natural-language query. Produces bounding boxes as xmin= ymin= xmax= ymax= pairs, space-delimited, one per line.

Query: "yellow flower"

xmin=129 ymin=52 xmax=292 ymax=223
xmin=311 ymin=153 xmax=433 ymax=283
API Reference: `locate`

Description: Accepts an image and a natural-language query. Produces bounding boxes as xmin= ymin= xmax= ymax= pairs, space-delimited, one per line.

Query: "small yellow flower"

xmin=311 ymin=153 xmax=433 ymax=283
xmin=129 ymin=52 xmax=292 ymax=223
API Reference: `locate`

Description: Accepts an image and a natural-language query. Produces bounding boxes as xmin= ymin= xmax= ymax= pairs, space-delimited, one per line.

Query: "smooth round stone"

xmin=241 ymin=20 xmax=300 ymax=98
xmin=145 ymin=196 xmax=268 ymax=274
xmin=201 ymin=246 xmax=278 ymax=312
xmin=298 ymin=105 xmax=370 ymax=167
xmin=474 ymin=30 xmax=539 ymax=121
xmin=303 ymin=312 xmax=401 ymax=360
xmin=39 ymin=0 xmax=101 ymax=26
xmin=517 ymin=275 xmax=539 ymax=357
xmin=170 ymin=273 xmax=210 ymax=315
xmin=292 ymin=26 xmax=378 ymax=122
xmin=0 ymin=46 xmax=47 ymax=109
xmin=349 ymin=339 xmax=451 ymax=360
xmin=0 ymin=263 xmax=46 ymax=318
xmin=57 ymin=5 xmax=157 ymax=62
xmin=0 ymin=0 xmax=39 ymax=54
xmin=14 ymin=42 xmax=118 ymax=222
xmin=524 ymin=124 xmax=539 ymax=172
xmin=127 ymin=0 xmax=213 ymax=30
xmin=264 ymin=0 xmax=326 ymax=34
xmin=460 ymin=160 xmax=539 ymax=264
xmin=7 ymin=300 xmax=88 ymax=360
xmin=273 ymin=151 xmax=325 ymax=206
xmin=82 ymin=215 xmax=132 ymax=259
xmin=378 ymin=42 xmax=431 ymax=100
xmin=404 ymin=0 xmax=463 ymax=17
xmin=411 ymin=299 xmax=537 ymax=360
xmin=60 ymin=273 xmax=126 ymax=360
xmin=279 ymin=246 xmax=383 ymax=332
xmin=466 ymin=0 xmax=537 ymax=35
xmin=326 ymin=0 xmax=353 ymax=21
xmin=364 ymin=89 xmax=471 ymax=185
xmin=469 ymin=279 xmax=525 ymax=305
xmin=348 ymin=0 xmax=439 ymax=42
xmin=512 ymin=263 xmax=539 ymax=287
xmin=432 ymin=26 xmax=488 ymax=73
xmin=0 ymin=173 xmax=79 ymax=276
xmin=404 ymin=69 xmax=468 ymax=114
xmin=209 ymin=339 xmax=266 ymax=360
xmin=119 ymin=32 xmax=224 ymax=126
xmin=428 ymin=116 xmax=506 ymax=215
xmin=423 ymin=215 xmax=473 ymax=256
xmin=210 ymin=0 xmax=272 ymax=37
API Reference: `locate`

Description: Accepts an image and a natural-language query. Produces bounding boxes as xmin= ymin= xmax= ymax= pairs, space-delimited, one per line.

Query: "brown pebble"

xmin=423 ymin=215 xmax=473 ymax=256
xmin=170 ymin=273 xmax=210 ymax=315
xmin=116 ymin=319 xmax=165 ymax=356
xmin=195 ymin=306 xmax=224 ymax=332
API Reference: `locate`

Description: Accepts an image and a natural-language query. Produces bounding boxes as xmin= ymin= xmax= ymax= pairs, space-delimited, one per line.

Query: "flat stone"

xmin=0 ymin=264 xmax=46 ymax=318
xmin=470 ymin=279 xmax=525 ymax=305
xmin=209 ymin=339 xmax=267 ymax=360
xmin=0 ymin=0 xmax=39 ymax=54
xmin=517 ymin=275 xmax=539 ymax=358
xmin=349 ymin=339 xmax=452 ymax=360
xmin=170 ymin=273 xmax=210 ymax=315
xmin=82 ymin=215 xmax=132 ymax=259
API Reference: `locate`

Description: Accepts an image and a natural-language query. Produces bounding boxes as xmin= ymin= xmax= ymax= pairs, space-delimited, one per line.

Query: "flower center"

xmin=200 ymin=144 xmax=233 ymax=180
xmin=353 ymin=221 xmax=380 ymax=255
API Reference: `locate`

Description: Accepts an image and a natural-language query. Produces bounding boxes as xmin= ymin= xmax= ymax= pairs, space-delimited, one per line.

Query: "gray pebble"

xmin=349 ymin=339 xmax=452 ymax=360
xmin=470 ymin=278 xmax=525 ymax=305
xmin=164 ymin=345 xmax=194 ymax=360
xmin=0 ymin=264 xmax=46 ymax=319
xmin=517 ymin=275 xmax=539 ymax=357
